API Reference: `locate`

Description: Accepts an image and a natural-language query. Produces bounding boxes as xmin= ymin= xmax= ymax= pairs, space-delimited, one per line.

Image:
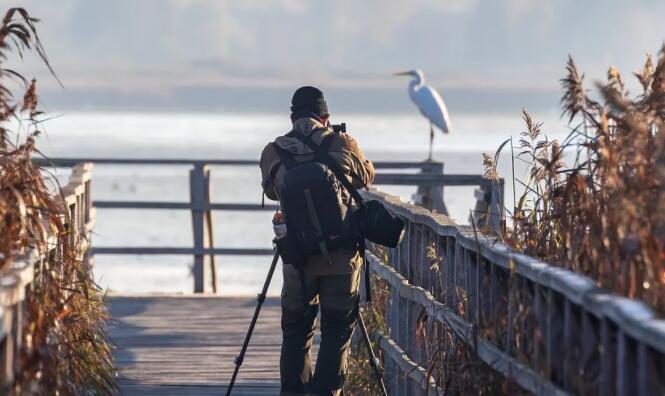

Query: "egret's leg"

xmin=428 ymin=122 xmax=434 ymax=160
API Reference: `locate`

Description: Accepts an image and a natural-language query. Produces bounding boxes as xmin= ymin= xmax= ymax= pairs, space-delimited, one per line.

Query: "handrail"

xmin=33 ymin=157 xmax=437 ymax=169
xmin=0 ymin=162 xmax=93 ymax=391
xmin=360 ymin=187 xmax=665 ymax=395
xmin=35 ymin=158 xmax=503 ymax=293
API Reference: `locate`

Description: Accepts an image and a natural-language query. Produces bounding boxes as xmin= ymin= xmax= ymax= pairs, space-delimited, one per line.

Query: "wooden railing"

xmin=0 ymin=163 xmax=93 ymax=391
xmin=360 ymin=188 xmax=665 ymax=396
xmin=34 ymin=158 xmax=503 ymax=293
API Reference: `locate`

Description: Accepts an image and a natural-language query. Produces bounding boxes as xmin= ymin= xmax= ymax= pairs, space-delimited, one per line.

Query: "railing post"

xmin=83 ymin=165 xmax=94 ymax=266
xmin=0 ymin=305 xmax=13 ymax=391
xmin=487 ymin=179 xmax=504 ymax=234
xmin=190 ymin=163 xmax=216 ymax=293
xmin=414 ymin=161 xmax=448 ymax=215
xmin=473 ymin=178 xmax=504 ymax=235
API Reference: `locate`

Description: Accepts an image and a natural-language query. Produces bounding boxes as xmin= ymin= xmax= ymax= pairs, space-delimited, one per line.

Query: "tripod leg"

xmin=226 ymin=250 xmax=280 ymax=396
xmin=357 ymin=307 xmax=388 ymax=396
xmin=360 ymin=239 xmax=371 ymax=305
xmin=356 ymin=244 xmax=387 ymax=395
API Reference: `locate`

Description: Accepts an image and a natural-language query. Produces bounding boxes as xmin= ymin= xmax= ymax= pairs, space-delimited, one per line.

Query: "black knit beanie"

xmin=290 ymin=86 xmax=328 ymax=117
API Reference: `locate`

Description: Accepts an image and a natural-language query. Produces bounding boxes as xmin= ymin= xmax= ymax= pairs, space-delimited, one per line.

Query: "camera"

xmin=332 ymin=122 xmax=346 ymax=133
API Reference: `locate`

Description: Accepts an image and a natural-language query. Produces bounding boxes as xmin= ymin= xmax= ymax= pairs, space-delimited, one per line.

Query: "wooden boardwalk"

xmin=107 ymin=295 xmax=288 ymax=395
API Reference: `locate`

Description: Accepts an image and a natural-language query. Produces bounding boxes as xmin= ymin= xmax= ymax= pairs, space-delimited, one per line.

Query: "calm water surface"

xmin=37 ymin=111 xmax=569 ymax=295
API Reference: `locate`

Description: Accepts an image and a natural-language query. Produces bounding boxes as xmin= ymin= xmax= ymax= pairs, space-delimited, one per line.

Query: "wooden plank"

xmin=0 ymin=307 xmax=13 ymax=390
xmin=363 ymin=187 xmax=665 ymax=358
xmin=474 ymin=341 xmax=569 ymax=396
xmin=414 ymin=161 xmax=448 ymax=214
xmin=108 ymin=295 xmax=285 ymax=395
xmin=600 ymin=318 xmax=613 ymax=396
xmin=190 ymin=164 xmax=212 ymax=293
xmin=35 ymin=158 xmax=262 ymax=167
xmin=374 ymin=173 xmax=499 ymax=187
xmin=445 ymin=236 xmax=454 ymax=307
xmin=116 ymin=383 xmax=277 ymax=396
xmin=534 ymin=283 xmax=543 ymax=371
xmin=563 ymin=299 xmax=572 ymax=390
xmin=474 ymin=250 xmax=481 ymax=326
xmin=93 ymin=201 xmax=279 ymax=211
xmin=464 ymin=248 xmax=471 ymax=322
xmin=637 ymin=342 xmax=650 ymax=396
xmin=92 ymin=247 xmax=275 ymax=256
xmin=366 ymin=252 xmax=568 ymax=396
xmin=34 ymin=157 xmax=432 ymax=170
xmin=203 ymin=169 xmax=218 ymax=293
xmin=546 ymin=288 xmax=554 ymax=379
xmin=376 ymin=333 xmax=440 ymax=395
xmin=487 ymin=180 xmax=503 ymax=234
xmin=507 ymin=273 xmax=515 ymax=356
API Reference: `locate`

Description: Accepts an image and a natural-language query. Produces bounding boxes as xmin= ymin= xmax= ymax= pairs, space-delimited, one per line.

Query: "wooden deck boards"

xmin=107 ymin=295 xmax=288 ymax=395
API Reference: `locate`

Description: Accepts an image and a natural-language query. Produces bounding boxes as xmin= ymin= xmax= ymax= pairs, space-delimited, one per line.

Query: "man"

xmin=260 ymin=86 xmax=375 ymax=396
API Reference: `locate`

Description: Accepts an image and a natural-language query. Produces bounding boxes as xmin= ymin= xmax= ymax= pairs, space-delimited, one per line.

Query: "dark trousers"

xmin=280 ymin=264 xmax=360 ymax=396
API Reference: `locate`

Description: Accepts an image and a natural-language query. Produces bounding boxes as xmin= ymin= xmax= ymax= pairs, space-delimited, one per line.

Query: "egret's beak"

xmin=394 ymin=71 xmax=410 ymax=76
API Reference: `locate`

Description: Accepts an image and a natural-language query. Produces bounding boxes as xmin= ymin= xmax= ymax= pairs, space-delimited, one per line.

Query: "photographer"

xmin=260 ymin=86 xmax=375 ymax=396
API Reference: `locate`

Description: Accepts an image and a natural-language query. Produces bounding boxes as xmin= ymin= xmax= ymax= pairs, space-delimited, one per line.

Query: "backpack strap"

xmin=292 ymin=132 xmax=366 ymax=207
xmin=273 ymin=144 xmax=297 ymax=168
xmin=315 ymin=130 xmax=367 ymax=188
xmin=292 ymin=131 xmax=375 ymax=306
xmin=269 ymin=143 xmax=298 ymax=184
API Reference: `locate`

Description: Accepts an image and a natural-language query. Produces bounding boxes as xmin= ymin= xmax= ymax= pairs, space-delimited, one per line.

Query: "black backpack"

xmin=273 ymin=131 xmax=357 ymax=262
xmin=271 ymin=128 xmax=405 ymax=308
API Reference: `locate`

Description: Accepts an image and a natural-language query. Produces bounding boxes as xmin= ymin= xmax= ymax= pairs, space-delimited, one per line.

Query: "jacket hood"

xmin=273 ymin=117 xmax=333 ymax=155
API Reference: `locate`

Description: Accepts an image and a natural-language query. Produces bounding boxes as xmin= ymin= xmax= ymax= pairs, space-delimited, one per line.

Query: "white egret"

xmin=395 ymin=69 xmax=451 ymax=160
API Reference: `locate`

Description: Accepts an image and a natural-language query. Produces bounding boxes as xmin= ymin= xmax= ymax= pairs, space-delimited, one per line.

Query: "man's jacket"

xmin=260 ymin=116 xmax=375 ymax=275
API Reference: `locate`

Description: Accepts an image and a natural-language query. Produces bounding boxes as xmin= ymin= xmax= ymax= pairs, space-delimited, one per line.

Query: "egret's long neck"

xmin=408 ymin=74 xmax=423 ymax=101
xmin=410 ymin=73 xmax=423 ymax=88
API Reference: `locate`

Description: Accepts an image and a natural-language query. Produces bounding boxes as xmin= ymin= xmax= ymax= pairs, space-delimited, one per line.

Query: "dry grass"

xmin=345 ymin=272 xmax=389 ymax=396
xmin=348 ymin=245 xmax=513 ymax=395
xmin=484 ymin=46 xmax=665 ymax=313
xmin=0 ymin=7 xmax=115 ymax=394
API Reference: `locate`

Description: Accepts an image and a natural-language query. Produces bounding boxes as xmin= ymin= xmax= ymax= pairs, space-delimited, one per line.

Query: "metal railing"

xmin=360 ymin=188 xmax=665 ymax=396
xmin=35 ymin=157 xmax=502 ymax=293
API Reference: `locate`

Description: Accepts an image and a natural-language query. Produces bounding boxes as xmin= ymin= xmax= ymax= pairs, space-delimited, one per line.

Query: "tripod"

xmin=225 ymin=247 xmax=387 ymax=396
xmin=225 ymin=249 xmax=279 ymax=396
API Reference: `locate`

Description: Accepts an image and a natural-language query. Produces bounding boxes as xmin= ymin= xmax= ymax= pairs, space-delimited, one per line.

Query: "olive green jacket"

xmin=259 ymin=117 xmax=375 ymax=275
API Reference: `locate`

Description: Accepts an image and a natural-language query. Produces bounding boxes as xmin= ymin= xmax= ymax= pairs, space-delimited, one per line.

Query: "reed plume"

xmin=501 ymin=46 xmax=665 ymax=312
xmin=0 ymin=7 xmax=115 ymax=394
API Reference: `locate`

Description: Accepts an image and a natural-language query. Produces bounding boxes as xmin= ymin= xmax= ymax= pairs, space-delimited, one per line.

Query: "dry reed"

xmin=0 ymin=7 xmax=115 ymax=394
xmin=486 ymin=46 xmax=665 ymax=313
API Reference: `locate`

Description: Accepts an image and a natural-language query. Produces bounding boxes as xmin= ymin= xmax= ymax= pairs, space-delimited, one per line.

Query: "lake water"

xmin=36 ymin=111 xmax=569 ymax=295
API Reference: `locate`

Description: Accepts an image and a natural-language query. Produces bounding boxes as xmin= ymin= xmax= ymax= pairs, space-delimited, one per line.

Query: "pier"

xmin=108 ymin=295 xmax=282 ymax=395
xmin=2 ymin=157 xmax=663 ymax=395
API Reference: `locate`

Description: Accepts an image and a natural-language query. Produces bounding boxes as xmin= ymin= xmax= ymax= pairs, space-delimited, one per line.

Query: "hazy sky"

xmin=9 ymin=0 xmax=665 ymax=112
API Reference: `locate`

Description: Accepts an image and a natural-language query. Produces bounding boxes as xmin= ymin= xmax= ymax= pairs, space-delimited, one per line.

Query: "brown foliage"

xmin=0 ymin=7 xmax=115 ymax=394
xmin=501 ymin=46 xmax=665 ymax=313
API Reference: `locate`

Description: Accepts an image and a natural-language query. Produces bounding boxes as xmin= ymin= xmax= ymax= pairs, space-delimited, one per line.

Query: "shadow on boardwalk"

xmin=107 ymin=295 xmax=283 ymax=395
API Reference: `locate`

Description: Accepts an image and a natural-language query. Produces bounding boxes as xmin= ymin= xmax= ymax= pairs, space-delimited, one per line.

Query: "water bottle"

xmin=272 ymin=211 xmax=287 ymax=238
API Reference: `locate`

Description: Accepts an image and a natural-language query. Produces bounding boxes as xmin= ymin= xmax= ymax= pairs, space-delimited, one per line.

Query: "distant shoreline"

xmin=36 ymin=85 xmax=561 ymax=115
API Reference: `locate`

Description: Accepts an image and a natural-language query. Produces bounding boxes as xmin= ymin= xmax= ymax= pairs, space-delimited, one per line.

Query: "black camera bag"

xmin=357 ymin=200 xmax=404 ymax=248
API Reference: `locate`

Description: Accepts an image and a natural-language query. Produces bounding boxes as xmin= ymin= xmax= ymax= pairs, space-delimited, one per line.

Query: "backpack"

xmin=272 ymin=131 xmax=357 ymax=263
xmin=271 ymin=128 xmax=405 ymax=309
